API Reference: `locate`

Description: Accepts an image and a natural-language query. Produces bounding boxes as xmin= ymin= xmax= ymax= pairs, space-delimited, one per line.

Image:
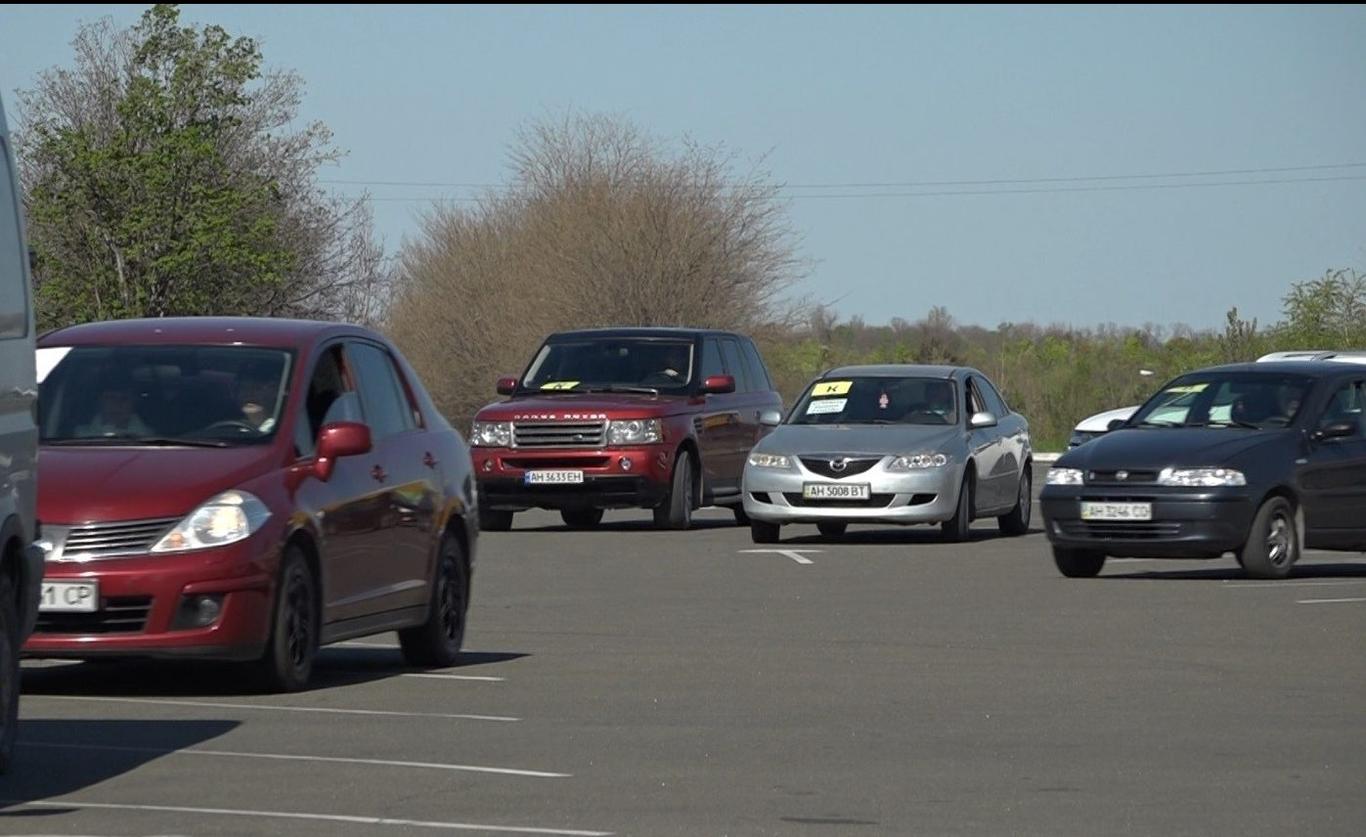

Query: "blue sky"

xmin=3 ymin=4 xmax=1364 ymax=331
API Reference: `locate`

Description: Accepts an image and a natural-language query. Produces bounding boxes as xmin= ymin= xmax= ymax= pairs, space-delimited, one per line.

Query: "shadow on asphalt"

xmin=780 ymin=525 xmax=1045 ymax=547
xmin=0 ymin=718 xmax=238 ymax=811
xmin=1102 ymin=561 xmax=1366 ymax=582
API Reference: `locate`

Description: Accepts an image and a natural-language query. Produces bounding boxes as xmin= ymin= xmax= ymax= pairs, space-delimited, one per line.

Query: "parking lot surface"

xmin=8 ymin=503 xmax=1366 ymax=836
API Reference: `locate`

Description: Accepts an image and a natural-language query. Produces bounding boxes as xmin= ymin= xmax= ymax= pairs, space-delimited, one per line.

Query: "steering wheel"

xmin=202 ymin=419 xmax=258 ymax=434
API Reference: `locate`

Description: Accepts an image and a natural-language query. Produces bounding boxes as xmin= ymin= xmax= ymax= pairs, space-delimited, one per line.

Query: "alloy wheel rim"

xmin=439 ymin=553 xmax=464 ymax=642
xmin=285 ymin=574 xmax=313 ymax=669
xmin=1266 ymin=514 xmax=1292 ymax=566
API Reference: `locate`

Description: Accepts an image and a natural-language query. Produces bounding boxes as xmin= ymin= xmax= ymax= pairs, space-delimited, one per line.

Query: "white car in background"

xmin=1066 ymin=350 xmax=1366 ymax=449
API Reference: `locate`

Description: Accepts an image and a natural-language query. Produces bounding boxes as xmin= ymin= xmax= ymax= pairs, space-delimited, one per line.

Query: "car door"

xmin=1299 ymin=378 xmax=1366 ymax=549
xmin=975 ymin=374 xmax=1025 ymax=505
xmin=740 ymin=337 xmax=784 ymax=438
xmin=716 ymin=337 xmax=763 ymax=498
xmin=964 ymin=376 xmax=1006 ymax=513
xmin=346 ymin=339 xmax=439 ymax=614
xmin=0 ymin=129 xmax=36 ymax=559
xmin=693 ymin=336 xmax=740 ymax=494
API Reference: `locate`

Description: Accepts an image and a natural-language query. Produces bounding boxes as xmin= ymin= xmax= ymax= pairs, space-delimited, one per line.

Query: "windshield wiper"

xmin=1135 ymin=420 xmax=1182 ymax=428
xmin=45 ymin=436 xmax=232 ymax=448
xmin=1202 ymin=419 xmax=1261 ymax=430
xmin=582 ymin=385 xmax=660 ymax=396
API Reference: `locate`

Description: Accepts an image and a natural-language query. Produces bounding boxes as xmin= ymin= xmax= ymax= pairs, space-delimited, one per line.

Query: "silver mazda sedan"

xmin=742 ymin=365 xmax=1033 ymax=543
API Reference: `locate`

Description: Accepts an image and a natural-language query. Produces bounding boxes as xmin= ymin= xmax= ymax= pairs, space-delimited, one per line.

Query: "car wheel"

xmin=560 ymin=509 xmax=604 ymax=529
xmin=1053 ymin=546 xmax=1106 ymax=578
xmin=731 ymin=505 xmax=750 ymax=526
xmin=256 ymin=547 xmax=318 ymax=693
xmin=1238 ymin=497 xmax=1297 ymax=580
xmin=942 ymin=472 xmax=974 ymax=542
xmin=400 ymin=532 xmax=468 ymax=667
xmin=817 ymin=522 xmax=847 ymax=539
xmin=997 ymin=466 xmax=1032 ymax=536
xmin=653 ymin=453 xmax=694 ymax=530
xmin=750 ymin=519 xmax=780 ymax=544
xmin=479 ymin=508 xmax=514 ymax=532
xmin=0 ymin=574 xmax=19 ymax=774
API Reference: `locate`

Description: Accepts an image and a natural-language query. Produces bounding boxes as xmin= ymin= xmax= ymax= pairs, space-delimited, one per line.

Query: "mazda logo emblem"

xmin=829 ymin=458 xmax=849 ymax=472
xmin=1116 ymin=470 xmax=1129 ymax=481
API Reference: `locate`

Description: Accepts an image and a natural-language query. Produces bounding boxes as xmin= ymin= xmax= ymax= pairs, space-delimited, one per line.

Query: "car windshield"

xmin=789 ymin=376 xmax=959 ymax=426
xmin=520 ymin=338 xmax=695 ymax=394
xmin=39 ymin=345 xmax=293 ymax=446
xmin=1129 ymin=373 xmax=1311 ymax=430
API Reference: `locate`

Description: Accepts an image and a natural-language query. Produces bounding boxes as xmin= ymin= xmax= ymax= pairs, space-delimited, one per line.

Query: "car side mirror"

xmin=759 ymin=410 xmax=782 ymax=428
xmin=1314 ymin=421 xmax=1358 ymax=442
xmin=496 ymin=376 xmax=518 ymax=397
xmin=1107 ymin=418 xmax=1127 ymax=432
xmin=969 ymin=411 xmax=998 ymax=429
xmin=314 ymin=421 xmax=372 ymax=481
xmin=702 ymin=375 xmax=736 ymax=395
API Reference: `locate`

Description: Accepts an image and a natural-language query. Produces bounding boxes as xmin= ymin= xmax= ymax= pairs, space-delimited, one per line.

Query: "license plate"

xmin=525 ymin=470 xmax=586 ymax=485
xmin=802 ymin=483 xmax=871 ymax=501
xmin=1081 ymin=501 xmax=1153 ymax=522
xmin=39 ymin=580 xmax=99 ymax=613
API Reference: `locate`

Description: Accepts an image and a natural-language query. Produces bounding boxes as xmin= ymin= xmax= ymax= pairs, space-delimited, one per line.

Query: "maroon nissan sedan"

xmin=27 ymin=317 xmax=478 ymax=691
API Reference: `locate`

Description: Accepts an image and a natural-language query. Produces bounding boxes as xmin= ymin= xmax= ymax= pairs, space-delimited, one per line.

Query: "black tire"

xmin=998 ymin=466 xmax=1033 ymax=536
xmin=817 ymin=521 xmax=848 ymax=539
xmin=1238 ymin=497 xmax=1298 ymax=580
xmin=731 ymin=505 xmax=751 ymax=526
xmin=399 ymin=532 xmax=469 ymax=667
xmin=560 ymin=508 xmax=604 ymax=529
xmin=1053 ymin=546 xmax=1106 ymax=578
xmin=750 ymin=519 xmax=781 ymax=544
xmin=0 ymin=574 xmax=19 ymax=774
xmin=653 ymin=453 xmax=694 ymax=530
xmin=942 ymin=472 xmax=974 ymax=542
xmin=256 ymin=548 xmax=318 ymax=693
xmin=479 ymin=508 xmax=514 ymax=532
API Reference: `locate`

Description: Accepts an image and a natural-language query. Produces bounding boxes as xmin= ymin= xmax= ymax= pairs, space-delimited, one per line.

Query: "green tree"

xmin=1276 ymin=269 xmax=1366 ymax=348
xmin=17 ymin=4 xmax=388 ymax=329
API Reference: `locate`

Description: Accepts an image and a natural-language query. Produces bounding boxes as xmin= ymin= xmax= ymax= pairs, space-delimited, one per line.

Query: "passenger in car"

xmin=76 ymin=378 xmax=150 ymax=437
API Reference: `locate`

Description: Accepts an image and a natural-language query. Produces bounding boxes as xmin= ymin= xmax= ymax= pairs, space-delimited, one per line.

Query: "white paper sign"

xmin=805 ymin=397 xmax=847 ymax=415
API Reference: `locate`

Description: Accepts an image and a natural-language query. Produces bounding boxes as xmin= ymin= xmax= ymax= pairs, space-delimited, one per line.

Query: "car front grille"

xmin=783 ymin=493 xmax=896 ymax=509
xmin=799 ymin=457 xmax=882 ymax=480
xmin=1086 ymin=470 xmax=1159 ymax=485
xmin=1058 ymin=521 xmax=1182 ymax=540
xmin=36 ymin=596 xmax=153 ymax=634
xmin=512 ymin=420 xmax=607 ymax=449
xmin=46 ymin=518 xmax=179 ymax=562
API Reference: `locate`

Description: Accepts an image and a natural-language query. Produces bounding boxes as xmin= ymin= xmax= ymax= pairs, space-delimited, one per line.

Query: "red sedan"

xmin=28 ymin=317 xmax=478 ymax=691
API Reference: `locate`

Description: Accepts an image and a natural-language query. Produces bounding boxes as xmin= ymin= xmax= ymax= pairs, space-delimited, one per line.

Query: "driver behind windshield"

xmin=645 ymin=345 xmax=690 ymax=386
xmin=236 ymin=365 xmax=280 ymax=432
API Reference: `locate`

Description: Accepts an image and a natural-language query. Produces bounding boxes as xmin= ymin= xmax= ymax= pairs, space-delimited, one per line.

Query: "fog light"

xmin=173 ymin=593 xmax=225 ymax=630
xmin=482 ymin=459 xmax=494 ymax=473
xmin=620 ymin=457 xmax=633 ymax=471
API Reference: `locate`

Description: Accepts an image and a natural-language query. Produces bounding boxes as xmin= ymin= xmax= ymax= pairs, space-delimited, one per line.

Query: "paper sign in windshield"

xmin=806 ymin=397 xmax=848 ymax=415
xmin=540 ymin=381 xmax=580 ymax=390
xmin=1166 ymin=384 xmax=1207 ymax=394
xmin=811 ymin=381 xmax=852 ymax=397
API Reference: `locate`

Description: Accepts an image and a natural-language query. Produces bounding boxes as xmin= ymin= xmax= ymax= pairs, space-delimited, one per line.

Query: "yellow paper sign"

xmin=1166 ymin=384 xmax=1207 ymax=394
xmin=540 ymin=381 xmax=580 ymax=391
xmin=812 ymin=380 xmax=853 ymax=397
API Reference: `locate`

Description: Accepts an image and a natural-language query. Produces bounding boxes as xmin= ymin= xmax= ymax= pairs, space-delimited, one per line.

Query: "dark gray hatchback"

xmin=1041 ymin=362 xmax=1366 ymax=579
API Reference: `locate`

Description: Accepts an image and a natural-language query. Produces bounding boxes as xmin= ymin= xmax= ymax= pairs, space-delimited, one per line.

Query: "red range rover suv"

xmin=28 ymin=318 xmax=478 ymax=691
xmin=471 ymin=328 xmax=783 ymax=530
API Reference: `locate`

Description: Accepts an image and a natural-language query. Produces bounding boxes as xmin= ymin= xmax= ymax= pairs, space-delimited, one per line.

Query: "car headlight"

xmin=607 ymin=419 xmax=662 ymax=446
xmin=1158 ymin=467 xmax=1246 ymax=487
xmin=886 ymin=453 xmax=949 ymax=471
xmin=471 ymin=421 xmax=512 ymax=447
xmin=1046 ymin=467 xmax=1084 ymax=485
xmin=747 ymin=452 xmax=792 ymax=469
xmin=151 ymin=491 xmax=271 ymax=553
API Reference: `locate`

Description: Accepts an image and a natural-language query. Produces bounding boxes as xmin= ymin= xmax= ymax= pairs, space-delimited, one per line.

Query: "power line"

xmin=321 ymin=161 xmax=1366 ymax=192
xmin=346 ymin=173 xmax=1366 ymax=203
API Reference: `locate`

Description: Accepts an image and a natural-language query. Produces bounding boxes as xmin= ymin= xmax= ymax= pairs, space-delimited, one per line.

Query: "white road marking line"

xmin=32 ymin=695 xmax=518 ymax=722
xmin=335 ymin=640 xmax=400 ymax=648
xmin=1297 ymin=597 xmax=1366 ymax=605
xmin=1224 ymin=580 xmax=1366 ymax=588
xmin=1106 ymin=558 xmax=1179 ymax=563
xmin=402 ymin=673 xmax=505 ymax=682
xmin=1 ymin=801 xmax=612 ymax=836
xmin=740 ymin=548 xmax=820 ymax=565
xmin=21 ymin=741 xmax=568 ymax=778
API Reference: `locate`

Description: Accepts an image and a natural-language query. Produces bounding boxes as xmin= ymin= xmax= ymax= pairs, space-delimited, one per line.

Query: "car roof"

xmin=547 ymin=327 xmax=743 ymax=341
xmin=38 ymin=316 xmax=374 ymax=350
xmin=822 ymin=364 xmax=965 ymax=379
xmin=1185 ymin=361 xmax=1360 ymax=377
xmin=1257 ymin=350 xmax=1366 ymax=363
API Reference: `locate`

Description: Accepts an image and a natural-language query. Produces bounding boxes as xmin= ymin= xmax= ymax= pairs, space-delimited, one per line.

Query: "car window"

xmin=0 ymin=137 xmax=27 ymax=339
xmin=1317 ymin=381 xmax=1365 ymax=437
xmin=520 ymin=337 xmax=694 ymax=394
xmin=300 ymin=344 xmax=358 ymax=455
xmin=721 ymin=339 xmax=751 ymax=392
xmin=1132 ymin=373 xmax=1310 ymax=429
xmin=976 ymin=376 xmax=1009 ymax=416
xmin=966 ymin=379 xmax=986 ymax=416
xmin=700 ymin=338 xmax=725 ymax=380
xmin=789 ymin=376 xmax=958 ymax=426
xmin=742 ymin=339 xmax=773 ymax=392
xmin=349 ymin=341 xmax=417 ymax=441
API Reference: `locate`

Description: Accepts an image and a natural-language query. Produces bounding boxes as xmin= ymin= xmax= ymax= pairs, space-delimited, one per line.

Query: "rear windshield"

xmin=40 ymin=344 xmax=293 ymax=446
xmin=789 ymin=377 xmax=958 ymax=426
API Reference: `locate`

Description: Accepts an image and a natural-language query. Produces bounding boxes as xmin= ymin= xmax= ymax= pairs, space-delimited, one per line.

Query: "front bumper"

xmin=24 ymin=537 xmax=275 ymax=661
xmin=1040 ymin=485 xmax=1255 ymax=558
xmin=743 ymin=461 xmax=964 ymax=525
xmin=473 ymin=445 xmax=674 ymax=511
